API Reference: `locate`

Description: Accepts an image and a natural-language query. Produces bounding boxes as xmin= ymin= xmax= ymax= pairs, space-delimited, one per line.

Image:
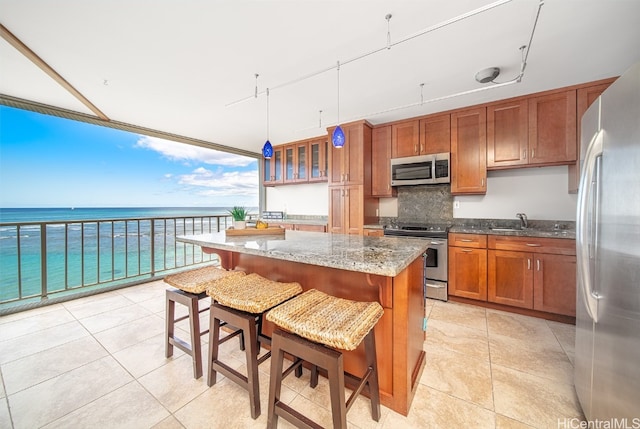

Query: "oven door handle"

xmin=425 ymin=282 xmax=446 ymax=289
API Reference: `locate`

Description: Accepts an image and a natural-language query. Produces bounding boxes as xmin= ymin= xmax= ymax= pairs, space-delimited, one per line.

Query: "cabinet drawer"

xmin=488 ymin=235 xmax=575 ymax=255
xmin=449 ymin=233 xmax=487 ymax=248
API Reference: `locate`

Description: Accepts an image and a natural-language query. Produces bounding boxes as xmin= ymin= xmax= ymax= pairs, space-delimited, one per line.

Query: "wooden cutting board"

xmin=225 ymin=226 xmax=285 ymax=236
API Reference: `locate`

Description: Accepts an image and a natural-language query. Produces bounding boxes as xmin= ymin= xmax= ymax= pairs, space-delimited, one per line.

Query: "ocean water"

xmin=0 ymin=207 xmax=258 ymax=304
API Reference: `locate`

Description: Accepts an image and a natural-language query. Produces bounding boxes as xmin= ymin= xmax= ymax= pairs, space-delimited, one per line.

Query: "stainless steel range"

xmin=383 ymin=223 xmax=449 ymax=301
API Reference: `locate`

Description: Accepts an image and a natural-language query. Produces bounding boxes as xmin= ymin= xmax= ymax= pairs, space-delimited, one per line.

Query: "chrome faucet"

xmin=516 ymin=213 xmax=528 ymax=229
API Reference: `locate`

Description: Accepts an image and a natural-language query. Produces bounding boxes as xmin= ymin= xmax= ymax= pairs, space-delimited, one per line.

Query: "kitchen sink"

xmin=490 ymin=228 xmax=523 ymax=232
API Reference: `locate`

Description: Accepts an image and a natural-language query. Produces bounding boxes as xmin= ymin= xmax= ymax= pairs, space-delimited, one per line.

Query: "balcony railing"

xmin=0 ymin=214 xmax=247 ymax=314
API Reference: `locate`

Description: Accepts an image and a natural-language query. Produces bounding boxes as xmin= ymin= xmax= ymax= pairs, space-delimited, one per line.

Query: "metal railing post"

xmin=40 ymin=224 xmax=48 ymax=299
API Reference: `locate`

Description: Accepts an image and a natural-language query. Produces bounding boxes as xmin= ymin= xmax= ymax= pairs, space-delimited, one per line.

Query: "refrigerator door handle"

xmin=577 ymin=129 xmax=604 ymax=323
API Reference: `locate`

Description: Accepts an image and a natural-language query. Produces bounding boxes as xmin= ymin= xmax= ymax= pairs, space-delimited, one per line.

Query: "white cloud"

xmin=135 ymin=135 xmax=256 ymax=167
xmin=178 ymin=167 xmax=258 ymax=197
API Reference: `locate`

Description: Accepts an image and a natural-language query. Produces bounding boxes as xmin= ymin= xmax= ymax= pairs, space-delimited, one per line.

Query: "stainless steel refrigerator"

xmin=575 ymin=61 xmax=640 ymax=421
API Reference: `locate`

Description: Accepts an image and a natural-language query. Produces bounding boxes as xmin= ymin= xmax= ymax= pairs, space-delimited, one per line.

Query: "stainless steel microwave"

xmin=390 ymin=153 xmax=450 ymax=186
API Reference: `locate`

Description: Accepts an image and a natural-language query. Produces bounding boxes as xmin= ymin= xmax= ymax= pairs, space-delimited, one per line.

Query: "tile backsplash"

xmin=397 ymin=184 xmax=453 ymax=223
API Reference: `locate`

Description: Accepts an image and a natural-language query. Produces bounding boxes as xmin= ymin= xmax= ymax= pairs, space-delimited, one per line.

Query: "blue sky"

xmin=0 ymin=106 xmax=259 ymax=208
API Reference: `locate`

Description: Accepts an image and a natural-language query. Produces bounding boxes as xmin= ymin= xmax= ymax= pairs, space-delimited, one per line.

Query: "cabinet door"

xmin=343 ymin=123 xmax=364 ymax=185
xmin=345 ymin=185 xmax=363 ymax=235
xmin=391 ymin=120 xmax=420 ymax=158
xmin=363 ymin=228 xmax=384 ymax=237
xmin=488 ymin=250 xmax=534 ymax=309
xmin=284 ymin=145 xmax=295 ymax=182
xmin=263 ymin=147 xmax=283 ymax=185
xmin=568 ymin=81 xmax=613 ymax=192
xmin=328 ymin=186 xmax=345 ymax=233
xmin=309 ymin=138 xmax=328 ymax=182
xmin=371 ymin=126 xmax=394 ymax=197
xmin=487 ymin=99 xmax=529 ymax=168
xmin=295 ymin=141 xmax=308 ymax=182
xmin=528 ymin=90 xmax=577 ymax=165
xmin=451 ymin=107 xmax=487 ymax=194
xmin=448 ymin=246 xmax=487 ymax=300
xmin=533 ymin=253 xmax=577 ymax=316
xmin=419 ymin=114 xmax=450 ymax=155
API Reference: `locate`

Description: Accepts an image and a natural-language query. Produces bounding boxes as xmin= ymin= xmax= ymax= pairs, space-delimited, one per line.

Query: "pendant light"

xmin=262 ymin=87 xmax=273 ymax=159
xmin=332 ymin=61 xmax=345 ymax=148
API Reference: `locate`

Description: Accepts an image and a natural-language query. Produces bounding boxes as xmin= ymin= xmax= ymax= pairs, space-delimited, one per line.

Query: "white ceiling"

xmin=1 ymin=0 xmax=639 ymax=156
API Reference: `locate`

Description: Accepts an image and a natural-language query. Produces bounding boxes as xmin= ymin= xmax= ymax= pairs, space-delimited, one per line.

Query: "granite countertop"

xmin=178 ymin=230 xmax=428 ymax=277
xmin=449 ymin=225 xmax=575 ymax=239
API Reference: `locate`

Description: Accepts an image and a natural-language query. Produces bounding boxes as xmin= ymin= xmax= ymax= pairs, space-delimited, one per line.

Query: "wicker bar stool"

xmin=266 ymin=288 xmax=384 ymax=429
xmin=164 ymin=266 xmax=245 ymax=379
xmin=206 ymin=273 xmax=303 ymax=419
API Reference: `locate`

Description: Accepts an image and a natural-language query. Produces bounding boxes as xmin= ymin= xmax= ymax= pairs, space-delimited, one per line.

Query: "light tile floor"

xmin=0 ymin=280 xmax=584 ymax=428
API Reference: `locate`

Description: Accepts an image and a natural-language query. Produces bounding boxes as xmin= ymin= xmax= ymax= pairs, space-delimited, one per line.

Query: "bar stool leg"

xmin=267 ymin=333 xmax=285 ymax=429
xmin=243 ymin=316 xmax=260 ymax=419
xmin=364 ymin=330 xmax=381 ymax=421
xmin=187 ymin=294 xmax=203 ymax=379
xmin=327 ymin=355 xmax=347 ymax=429
xmin=165 ymin=292 xmax=175 ymax=358
xmin=207 ymin=309 xmax=222 ymax=386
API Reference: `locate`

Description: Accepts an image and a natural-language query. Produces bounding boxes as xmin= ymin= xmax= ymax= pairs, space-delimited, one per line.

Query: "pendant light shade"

xmin=332 ymin=61 xmax=345 ymax=148
xmin=332 ymin=126 xmax=345 ymax=148
xmin=262 ymin=87 xmax=272 ymax=159
xmin=262 ymin=140 xmax=273 ymax=158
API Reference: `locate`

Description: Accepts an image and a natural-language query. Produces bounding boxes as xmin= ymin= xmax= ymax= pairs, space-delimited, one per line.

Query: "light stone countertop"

xmin=178 ymin=230 xmax=429 ymax=277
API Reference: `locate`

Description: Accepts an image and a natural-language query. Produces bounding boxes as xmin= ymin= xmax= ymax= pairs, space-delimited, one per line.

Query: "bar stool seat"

xmin=164 ymin=266 xmax=245 ymax=379
xmin=207 ymin=273 xmax=303 ymax=419
xmin=266 ymin=288 xmax=384 ymax=429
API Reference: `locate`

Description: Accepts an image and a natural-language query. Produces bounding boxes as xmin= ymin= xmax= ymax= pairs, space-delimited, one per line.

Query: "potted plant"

xmin=228 ymin=206 xmax=248 ymax=230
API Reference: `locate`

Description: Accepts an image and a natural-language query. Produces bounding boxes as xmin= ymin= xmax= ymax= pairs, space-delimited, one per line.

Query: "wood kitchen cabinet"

xmin=391 ymin=120 xmax=420 ymax=158
xmin=329 ymin=184 xmax=363 ymax=234
xmin=527 ymin=89 xmax=577 ymax=165
xmin=363 ymin=228 xmax=384 ymax=237
xmin=308 ymin=137 xmax=328 ymax=183
xmin=450 ymin=107 xmax=487 ymax=195
xmin=284 ymin=141 xmax=308 ymax=183
xmin=487 ymin=235 xmax=576 ymax=317
xmin=328 ymin=120 xmax=377 ymax=234
xmin=448 ymin=233 xmax=488 ymax=300
xmin=277 ymin=223 xmax=326 ymax=232
xmin=487 ymin=99 xmax=529 ymax=168
xmin=263 ymin=146 xmax=284 ymax=185
xmin=568 ymin=78 xmax=616 ymax=193
xmin=371 ymin=125 xmax=395 ymax=197
xmin=419 ymin=113 xmax=450 ymax=155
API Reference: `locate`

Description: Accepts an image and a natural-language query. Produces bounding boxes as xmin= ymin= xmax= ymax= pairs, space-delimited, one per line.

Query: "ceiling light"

xmin=475 ymin=67 xmax=500 ymax=84
xmin=332 ymin=61 xmax=345 ymax=148
xmin=262 ymin=88 xmax=273 ymax=159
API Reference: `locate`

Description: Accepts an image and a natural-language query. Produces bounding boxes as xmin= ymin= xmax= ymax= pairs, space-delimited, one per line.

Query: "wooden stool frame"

xmin=207 ymin=302 xmax=273 ymax=419
xmin=267 ymin=328 xmax=381 ymax=429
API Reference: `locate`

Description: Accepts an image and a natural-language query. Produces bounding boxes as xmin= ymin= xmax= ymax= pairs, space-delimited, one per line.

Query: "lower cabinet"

xmin=278 ymin=223 xmax=327 ymax=232
xmin=363 ymin=228 xmax=384 ymax=237
xmin=449 ymin=233 xmax=577 ymax=317
xmin=448 ymin=233 xmax=488 ymax=300
xmin=487 ymin=235 xmax=577 ymax=317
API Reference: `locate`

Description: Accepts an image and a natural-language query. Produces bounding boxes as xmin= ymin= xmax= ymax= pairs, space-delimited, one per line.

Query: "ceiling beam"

xmin=0 ymin=23 xmax=109 ymax=121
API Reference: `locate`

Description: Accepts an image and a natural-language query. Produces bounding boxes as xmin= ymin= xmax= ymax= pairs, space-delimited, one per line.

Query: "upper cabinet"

xmin=419 ymin=114 xmax=450 ymax=155
xmin=371 ymin=125 xmax=395 ymax=197
xmin=391 ymin=120 xmax=420 ymax=158
xmin=487 ymin=99 xmax=529 ymax=168
xmin=328 ymin=122 xmax=369 ymax=186
xmin=263 ymin=136 xmax=327 ymax=186
xmin=528 ymin=89 xmax=577 ymax=165
xmin=308 ymin=137 xmax=328 ymax=183
xmin=568 ymin=78 xmax=616 ymax=193
xmin=263 ymin=146 xmax=284 ymax=186
xmin=451 ymin=107 xmax=487 ymax=195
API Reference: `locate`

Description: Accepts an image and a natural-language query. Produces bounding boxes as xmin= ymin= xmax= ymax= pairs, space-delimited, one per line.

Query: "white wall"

xmin=453 ymin=166 xmax=578 ymax=221
xmin=265 ymin=182 xmax=328 ymax=215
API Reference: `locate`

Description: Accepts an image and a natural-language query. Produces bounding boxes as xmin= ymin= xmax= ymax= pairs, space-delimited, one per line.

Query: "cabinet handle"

xmin=461 ymin=239 xmax=473 ymax=242
xmin=345 ymin=189 xmax=349 ymax=197
xmin=346 ymin=173 xmax=349 ymax=181
xmin=537 ymin=259 xmax=541 ymax=271
xmin=414 ymin=144 xmax=418 ymax=154
xmin=461 ymin=249 xmax=473 ymax=253
xmin=526 ymin=243 xmax=541 ymax=247
xmin=523 ymin=150 xmax=527 ymax=159
xmin=481 ymin=178 xmax=485 ymax=187
xmin=528 ymin=258 xmax=531 ymax=270
xmin=531 ymin=148 xmax=535 ymax=159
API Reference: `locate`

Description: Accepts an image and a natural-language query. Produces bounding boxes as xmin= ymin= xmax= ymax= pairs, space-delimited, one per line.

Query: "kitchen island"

xmin=177 ymin=230 xmax=429 ymax=416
